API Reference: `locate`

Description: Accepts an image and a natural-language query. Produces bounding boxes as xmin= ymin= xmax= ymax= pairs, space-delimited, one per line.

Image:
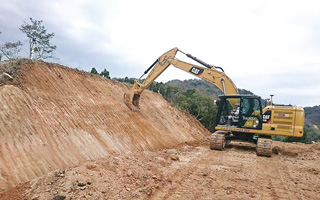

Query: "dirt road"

xmin=1 ymin=141 xmax=318 ymax=200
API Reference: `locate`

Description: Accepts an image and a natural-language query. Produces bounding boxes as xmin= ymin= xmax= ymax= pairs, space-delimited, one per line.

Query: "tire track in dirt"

xmin=147 ymin=142 xmax=319 ymax=200
xmin=274 ymin=158 xmax=301 ymax=199
xmin=254 ymin=156 xmax=287 ymax=199
xmin=149 ymin=148 xmax=202 ymax=199
xmin=1 ymin=142 xmax=319 ymax=200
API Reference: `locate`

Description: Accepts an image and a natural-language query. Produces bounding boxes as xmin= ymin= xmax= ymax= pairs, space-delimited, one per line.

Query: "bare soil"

xmin=0 ymin=60 xmax=209 ymax=191
xmin=1 ymin=141 xmax=319 ymax=200
xmin=0 ymin=60 xmax=319 ymax=200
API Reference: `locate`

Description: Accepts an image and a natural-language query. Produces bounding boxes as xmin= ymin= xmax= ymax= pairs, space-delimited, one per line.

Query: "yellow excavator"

xmin=124 ymin=47 xmax=305 ymax=157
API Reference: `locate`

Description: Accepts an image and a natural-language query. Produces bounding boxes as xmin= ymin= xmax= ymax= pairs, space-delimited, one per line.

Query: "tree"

xmin=90 ymin=67 xmax=99 ymax=75
xmin=112 ymin=77 xmax=135 ymax=84
xmin=100 ymin=68 xmax=110 ymax=79
xmin=19 ymin=18 xmax=56 ymax=59
xmin=0 ymin=41 xmax=23 ymax=60
xmin=0 ymin=31 xmax=22 ymax=61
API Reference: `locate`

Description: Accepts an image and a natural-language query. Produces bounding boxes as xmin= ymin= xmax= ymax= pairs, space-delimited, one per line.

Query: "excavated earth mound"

xmin=0 ymin=59 xmax=210 ymax=191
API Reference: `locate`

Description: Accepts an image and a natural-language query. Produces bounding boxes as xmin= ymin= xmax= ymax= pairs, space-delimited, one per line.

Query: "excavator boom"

xmin=124 ymin=47 xmax=238 ymax=111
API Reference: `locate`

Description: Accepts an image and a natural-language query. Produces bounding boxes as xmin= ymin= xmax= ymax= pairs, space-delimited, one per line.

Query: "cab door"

xmin=239 ymin=97 xmax=262 ymax=129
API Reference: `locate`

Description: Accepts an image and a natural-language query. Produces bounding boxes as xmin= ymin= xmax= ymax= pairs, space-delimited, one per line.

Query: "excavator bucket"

xmin=123 ymin=92 xmax=141 ymax=112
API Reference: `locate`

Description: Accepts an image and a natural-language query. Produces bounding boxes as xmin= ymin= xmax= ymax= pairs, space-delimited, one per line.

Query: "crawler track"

xmin=210 ymin=131 xmax=227 ymax=150
xmin=256 ymin=137 xmax=273 ymax=157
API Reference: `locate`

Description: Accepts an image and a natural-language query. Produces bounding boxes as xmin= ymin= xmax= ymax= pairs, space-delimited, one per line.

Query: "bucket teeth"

xmin=123 ymin=93 xmax=140 ymax=112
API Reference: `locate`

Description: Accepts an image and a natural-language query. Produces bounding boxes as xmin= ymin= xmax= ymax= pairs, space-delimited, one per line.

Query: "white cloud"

xmin=0 ymin=0 xmax=319 ymax=106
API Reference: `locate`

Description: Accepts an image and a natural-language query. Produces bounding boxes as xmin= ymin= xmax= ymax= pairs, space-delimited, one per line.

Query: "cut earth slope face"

xmin=0 ymin=59 xmax=210 ymax=191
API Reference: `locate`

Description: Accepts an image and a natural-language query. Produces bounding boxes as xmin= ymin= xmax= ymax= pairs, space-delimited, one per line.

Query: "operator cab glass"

xmin=217 ymin=95 xmax=262 ymax=129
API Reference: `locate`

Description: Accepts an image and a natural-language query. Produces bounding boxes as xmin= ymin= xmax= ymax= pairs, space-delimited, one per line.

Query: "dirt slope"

xmin=0 ymin=60 xmax=209 ymax=191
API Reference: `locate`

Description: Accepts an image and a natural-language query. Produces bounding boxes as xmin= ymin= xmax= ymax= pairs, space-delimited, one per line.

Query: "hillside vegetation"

xmin=305 ymin=105 xmax=320 ymax=127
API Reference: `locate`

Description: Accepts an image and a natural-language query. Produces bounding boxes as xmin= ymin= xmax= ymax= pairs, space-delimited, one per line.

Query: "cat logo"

xmin=189 ymin=66 xmax=204 ymax=76
xmin=262 ymin=110 xmax=272 ymax=123
xmin=263 ymin=115 xmax=270 ymax=120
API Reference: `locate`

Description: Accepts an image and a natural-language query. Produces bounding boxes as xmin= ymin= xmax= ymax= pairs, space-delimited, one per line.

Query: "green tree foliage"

xmin=146 ymin=81 xmax=219 ymax=132
xmin=173 ymin=89 xmax=218 ymax=131
xmin=166 ymin=79 xmax=223 ymax=97
xmin=305 ymin=105 xmax=320 ymax=126
xmin=147 ymin=81 xmax=164 ymax=94
xmin=0 ymin=41 xmax=23 ymax=60
xmin=298 ymin=105 xmax=320 ymax=143
xmin=100 ymin=69 xmax=110 ymax=79
xmin=90 ymin=68 xmax=112 ymax=79
xmin=305 ymin=126 xmax=320 ymax=142
xmin=0 ymin=31 xmax=22 ymax=61
xmin=90 ymin=67 xmax=99 ymax=75
xmin=113 ymin=77 xmax=135 ymax=84
xmin=19 ymin=18 xmax=56 ymax=59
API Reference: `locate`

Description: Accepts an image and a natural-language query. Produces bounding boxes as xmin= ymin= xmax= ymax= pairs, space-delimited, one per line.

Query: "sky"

xmin=0 ymin=0 xmax=319 ymax=106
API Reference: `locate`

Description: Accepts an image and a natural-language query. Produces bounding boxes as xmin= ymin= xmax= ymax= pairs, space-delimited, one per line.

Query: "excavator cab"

xmin=216 ymin=95 xmax=263 ymax=130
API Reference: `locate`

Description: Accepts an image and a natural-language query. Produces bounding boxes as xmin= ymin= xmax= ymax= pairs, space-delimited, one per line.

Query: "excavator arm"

xmin=124 ymin=47 xmax=238 ymax=111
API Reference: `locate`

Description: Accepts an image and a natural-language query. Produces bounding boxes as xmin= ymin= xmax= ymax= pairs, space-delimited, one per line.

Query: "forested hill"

xmin=304 ymin=105 xmax=320 ymax=129
xmin=166 ymin=79 xmax=223 ymax=97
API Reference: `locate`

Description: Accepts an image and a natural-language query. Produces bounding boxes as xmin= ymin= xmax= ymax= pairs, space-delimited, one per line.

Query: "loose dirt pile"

xmin=0 ymin=59 xmax=209 ymax=191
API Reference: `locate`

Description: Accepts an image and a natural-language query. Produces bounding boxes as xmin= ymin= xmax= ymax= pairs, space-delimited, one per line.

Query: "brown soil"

xmin=0 ymin=60 xmax=319 ymax=200
xmin=1 ymin=141 xmax=319 ymax=200
xmin=0 ymin=60 xmax=209 ymax=192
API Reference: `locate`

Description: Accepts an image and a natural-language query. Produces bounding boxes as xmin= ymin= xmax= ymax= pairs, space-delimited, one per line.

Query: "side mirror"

xmin=214 ymin=100 xmax=220 ymax=106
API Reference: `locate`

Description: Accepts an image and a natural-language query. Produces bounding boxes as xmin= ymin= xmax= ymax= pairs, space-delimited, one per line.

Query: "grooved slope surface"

xmin=0 ymin=60 xmax=209 ymax=190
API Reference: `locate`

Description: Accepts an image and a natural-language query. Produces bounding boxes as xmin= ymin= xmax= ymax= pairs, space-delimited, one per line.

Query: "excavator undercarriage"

xmin=210 ymin=131 xmax=273 ymax=157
